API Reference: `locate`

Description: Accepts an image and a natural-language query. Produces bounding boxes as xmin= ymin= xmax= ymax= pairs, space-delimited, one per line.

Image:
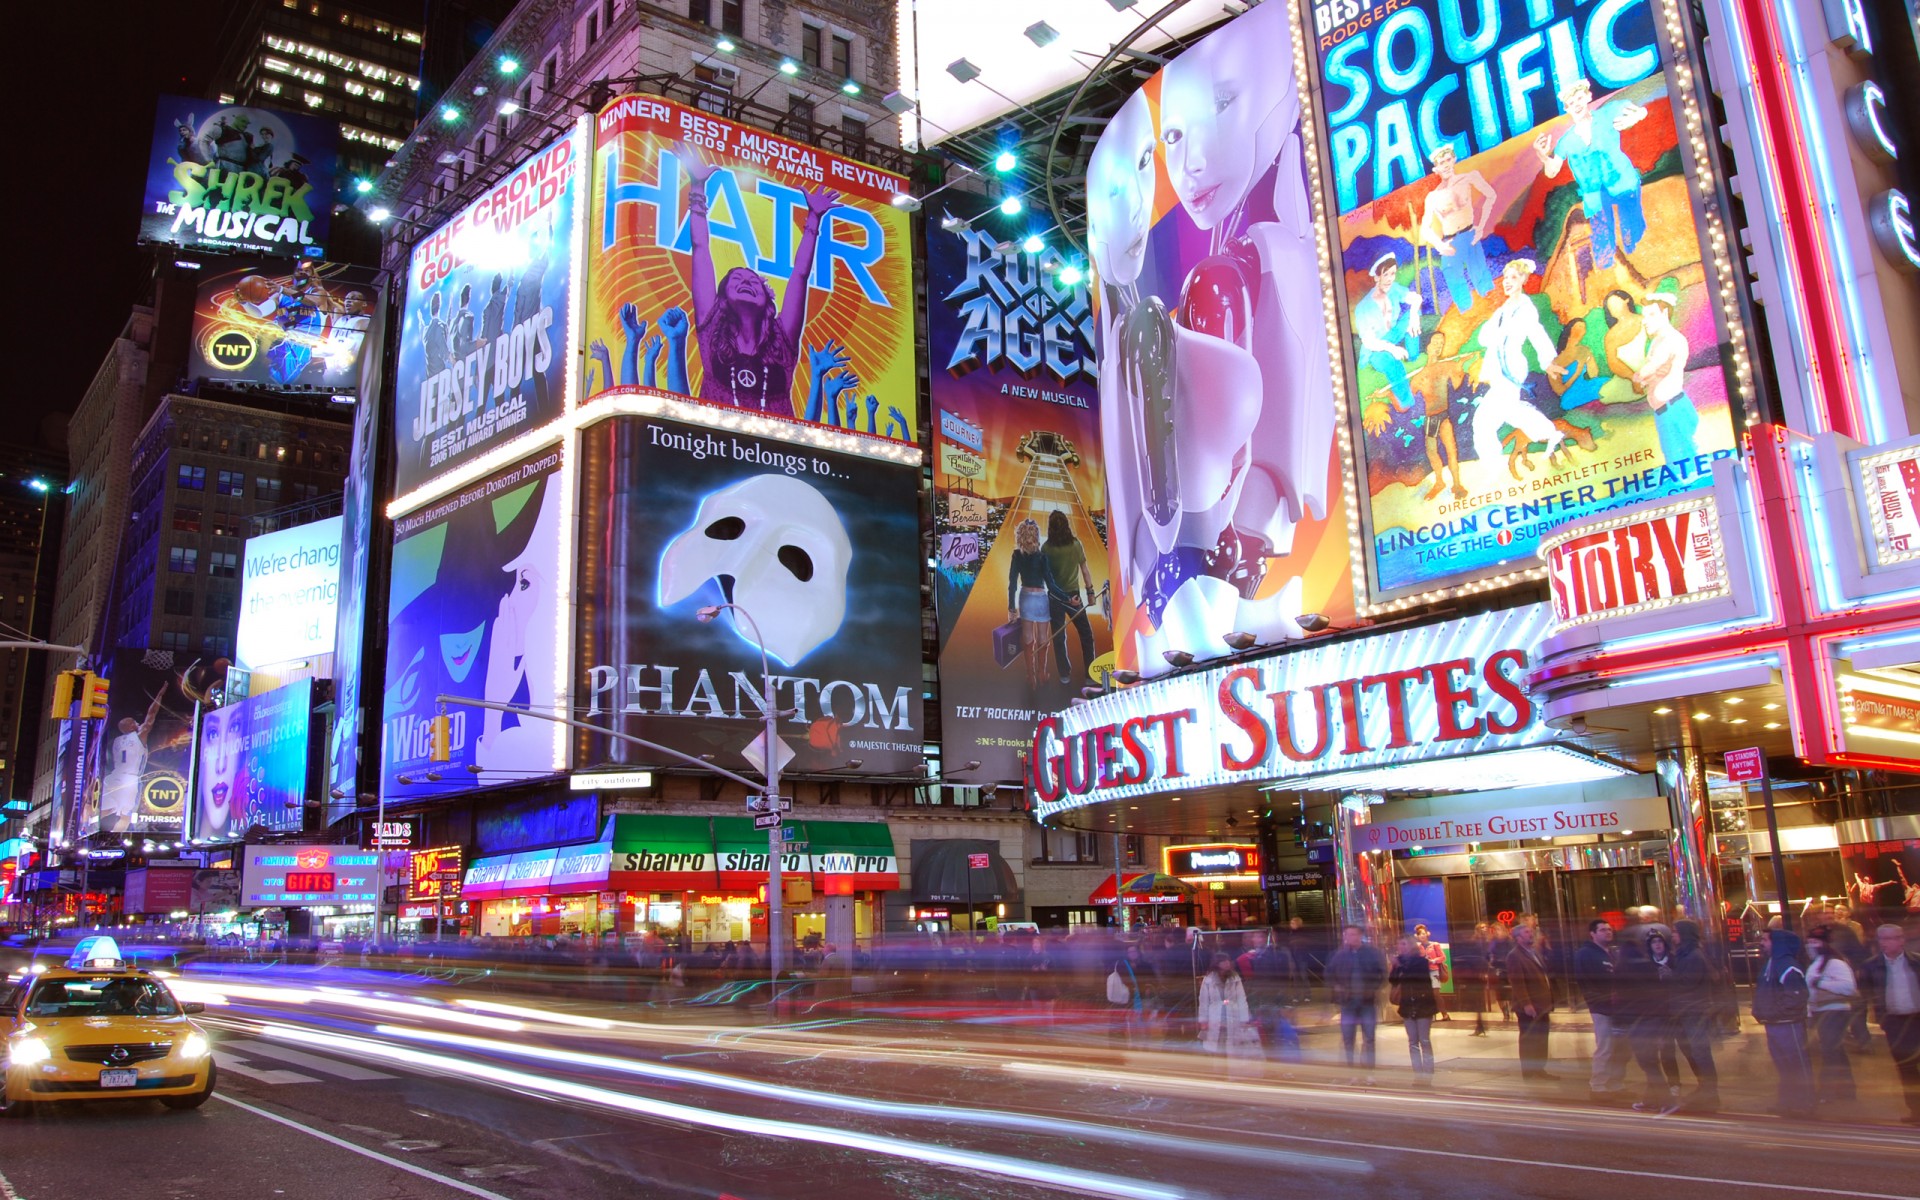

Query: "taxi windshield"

xmin=25 ymin=975 xmax=180 ymax=1018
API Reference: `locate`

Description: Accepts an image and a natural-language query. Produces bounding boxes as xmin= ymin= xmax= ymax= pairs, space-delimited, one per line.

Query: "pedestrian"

xmin=1327 ymin=925 xmax=1389 ymax=1081
xmin=1236 ymin=931 xmax=1299 ymax=1059
xmin=1197 ymin=952 xmax=1254 ymax=1056
xmin=1822 ymin=909 xmax=1873 ymax=1052
xmin=1109 ymin=942 xmax=1156 ymax=1047
xmin=1413 ymin=924 xmax=1452 ymax=1022
xmin=1669 ymin=919 xmax=1721 ymax=1111
xmin=1286 ymin=917 xmax=1313 ymax=1003
xmin=1457 ymin=923 xmax=1491 ymax=1037
xmin=1857 ymin=923 xmax=1920 ymax=1126
xmin=1753 ymin=928 xmax=1816 ymax=1119
xmin=1390 ymin=935 xmax=1438 ymax=1085
xmin=1622 ymin=930 xmax=1682 ymax=1114
xmin=1506 ymin=923 xmax=1557 ymax=1080
xmin=1804 ymin=926 xmax=1857 ymax=1102
xmin=1487 ymin=921 xmax=1514 ymax=1021
xmin=1573 ymin=918 xmax=1629 ymax=1102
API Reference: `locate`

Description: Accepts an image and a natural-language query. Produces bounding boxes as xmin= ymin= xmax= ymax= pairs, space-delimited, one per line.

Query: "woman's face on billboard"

xmin=1087 ymin=91 xmax=1157 ymax=286
xmin=200 ymin=705 xmax=244 ymax=835
xmin=1157 ymin=8 xmax=1292 ymax=231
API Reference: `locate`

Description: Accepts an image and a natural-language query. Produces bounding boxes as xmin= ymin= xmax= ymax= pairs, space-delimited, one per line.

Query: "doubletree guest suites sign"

xmin=1029 ymin=605 xmax=1552 ymax=817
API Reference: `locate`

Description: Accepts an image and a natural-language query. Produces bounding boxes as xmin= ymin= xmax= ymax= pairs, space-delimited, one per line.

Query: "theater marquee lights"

xmin=1541 ymin=494 xmax=1729 ymax=630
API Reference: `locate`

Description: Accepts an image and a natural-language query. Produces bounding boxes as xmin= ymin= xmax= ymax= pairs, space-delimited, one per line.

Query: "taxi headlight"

xmin=179 ymin=1033 xmax=209 ymax=1061
xmin=8 ymin=1036 xmax=51 ymax=1067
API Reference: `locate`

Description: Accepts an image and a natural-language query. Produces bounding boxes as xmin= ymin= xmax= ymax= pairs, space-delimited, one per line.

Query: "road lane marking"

xmin=224 ymin=1039 xmax=398 ymax=1081
xmin=211 ymin=1093 xmax=517 ymax=1200
xmin=0 ymin=1167 xmax=24 ymax=1200
xmin=213 ymin=1052 xmax=320 ymax=1085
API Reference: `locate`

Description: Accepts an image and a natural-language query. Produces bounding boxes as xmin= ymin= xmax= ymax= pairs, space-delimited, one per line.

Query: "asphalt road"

xmin=2 ymin=973 xmax=1915 ymax=1200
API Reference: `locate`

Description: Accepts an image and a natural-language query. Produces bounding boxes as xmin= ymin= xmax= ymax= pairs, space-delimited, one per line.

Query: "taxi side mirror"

xmin=182 ymin=1002 xmax=205 ymax=1015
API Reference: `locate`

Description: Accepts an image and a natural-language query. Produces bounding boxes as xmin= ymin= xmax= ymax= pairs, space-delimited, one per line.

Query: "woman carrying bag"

xmin=1390 ymin=935 xmax=1439 ymax=1085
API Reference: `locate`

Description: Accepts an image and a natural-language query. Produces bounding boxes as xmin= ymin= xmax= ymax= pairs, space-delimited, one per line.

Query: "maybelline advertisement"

xmin=329 ymin=389 xmax=379 ymax=816
xmin=140 ymin=95 xmax=338 ymax=256
xmin=574 ymin=414 xmax=923 ymax=778
xmin=1316 ymin=0 xmax=1741 ymax=595
xmin=584 ymin=95 xmax=917 ymax=440
xmin=1087 ymin=0 xmax=1354 ymax=680
xmin=383 ymin=448 xmax=565 ymax=797
xmin=393 ymin=130 xmax=580 ymax=497
xmin=925 ymin=192 xmax=1109 ymax=783
xmin=196 ymin=679 xmax=315 ymax=842
xmin=187 ymin=258 xmax=380 ymax=392
xmin=77 ymin=650 xmax=210 ymax=837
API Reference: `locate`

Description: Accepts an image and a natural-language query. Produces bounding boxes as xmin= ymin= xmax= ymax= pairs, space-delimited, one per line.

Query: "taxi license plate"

xmin=99 ymin=1069 xmax=139 ymax=1089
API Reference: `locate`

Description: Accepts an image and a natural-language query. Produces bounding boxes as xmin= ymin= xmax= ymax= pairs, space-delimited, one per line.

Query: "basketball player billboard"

xmin=187 ymin=259 xmax=381 ymax=392
xmin=1086 ymin=0 xmax=1355 ymax=681
xmin=572 ymin=413 xmax=923 ymax=779
xmin=1316 ymin=0 xmax=1744 ymax=596
xmin=393 ymin=130 xmax=582 ymax=499
xmin=141 ymin=94 xmax=339 ymax=257
xmin=582 ymin=95 xmax=917 ymax=441
xmin=77 ymin=650 xmax=208 ymax=838
xmin=924 ymin=192 xmax=1109 ymax=784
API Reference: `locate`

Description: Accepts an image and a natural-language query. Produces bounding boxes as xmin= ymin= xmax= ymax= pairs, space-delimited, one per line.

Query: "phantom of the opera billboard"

xmin=195 ymin=680 xmax=315 ymax=842
xmin=187 ymin=259 xmax=381 ymax=392
xmin=1087 ymin=0 xmax=1355 ymax=679
xmin=140 ymin=95 xmax=338 ymax=256
xmin=583 ymin=94 xmax=917 ymax=441
xmin=574 ymin=413 xmax=924 ymax=778
xmin=383 ymin=448 xmax=565 ymax=797
xmin=926 ymin=191 xmax=1109 ymax=784
xmin=393 ymin=130 xmax=581 ymax=498
xmin=1315 ymin=0 xmax=1743 ymax=596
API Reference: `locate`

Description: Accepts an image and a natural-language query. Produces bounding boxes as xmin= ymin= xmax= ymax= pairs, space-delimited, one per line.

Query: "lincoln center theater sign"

xmin=1029 ymin=606 xmax=1554 ymax=816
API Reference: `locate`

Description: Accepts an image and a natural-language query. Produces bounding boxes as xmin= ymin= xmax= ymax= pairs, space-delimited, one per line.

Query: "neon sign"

xmin=1542 ymin=495 xmax=1729 ymax=629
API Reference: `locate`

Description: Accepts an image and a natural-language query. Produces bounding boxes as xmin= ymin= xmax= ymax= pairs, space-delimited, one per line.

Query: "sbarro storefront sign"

xmin=1029 ymin=605 xmax=1553 ymax=818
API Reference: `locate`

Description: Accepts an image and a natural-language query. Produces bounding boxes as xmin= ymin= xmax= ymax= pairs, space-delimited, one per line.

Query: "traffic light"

xmin=428 ymin=713 xmax=452 ymax=762
xmin=79 ymin=673 xmax=110 ymax=721
xmin=49 ymin=670 xmax=77 ymax=719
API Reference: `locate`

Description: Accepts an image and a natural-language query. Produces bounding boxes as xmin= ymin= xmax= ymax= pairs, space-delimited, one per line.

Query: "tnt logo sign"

xmin=141 ymin=774 xmax=185 ymax=812
xmin=208 ymin=329 xmax=257 ymax=371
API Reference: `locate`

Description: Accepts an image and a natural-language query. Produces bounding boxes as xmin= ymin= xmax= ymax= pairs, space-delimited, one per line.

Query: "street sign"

xmin=967 ymin=852 xmax=990 ymax=869
xmin=1724 ymin=746 xmax=1766 ymax=783
xmin=747 ymin=795 xmax=793 ymax=813
xmin=779 ymin=825 xmax=803 ymax=843
xmin=752 ymin=813 xmax=783 ymax=831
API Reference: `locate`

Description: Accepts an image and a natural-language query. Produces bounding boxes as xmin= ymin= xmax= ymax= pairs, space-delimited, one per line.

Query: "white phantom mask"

xmin=658 ymin=474 xmax=853 ymax=665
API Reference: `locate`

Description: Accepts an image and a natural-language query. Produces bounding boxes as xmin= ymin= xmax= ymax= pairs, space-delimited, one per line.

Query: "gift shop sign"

xmin=1030 ymin=606 xmax=1553 ymax=816
xmin=1355 ymin=794 xmax=1673 ymax=851
xmin=1541 ymin=496 xmax=1727 ymax=631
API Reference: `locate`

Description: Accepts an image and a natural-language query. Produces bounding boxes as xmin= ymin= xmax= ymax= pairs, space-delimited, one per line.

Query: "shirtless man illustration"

xmin=1419 ymin=145 xmax=1498 ymax=317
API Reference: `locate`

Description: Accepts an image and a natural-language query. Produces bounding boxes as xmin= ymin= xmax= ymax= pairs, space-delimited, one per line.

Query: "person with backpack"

xmin=1753 ymin=928 xmax=1816 ymax=1119
xmin=1805 ymin=925 xmax=1858 ymax=1102
xmin=1108 ymin=941 xmax=1156 ymax=1046
xmin=1670 ymin=919 xmax=1721 ymax=1112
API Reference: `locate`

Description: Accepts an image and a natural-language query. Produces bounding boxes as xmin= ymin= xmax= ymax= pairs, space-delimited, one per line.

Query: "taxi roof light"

xmin=66 ymin=935 xmax=126 ymax=971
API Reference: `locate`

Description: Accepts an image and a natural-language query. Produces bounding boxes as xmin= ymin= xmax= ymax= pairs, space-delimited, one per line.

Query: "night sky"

xmin=22 ymin=3 xmax=240 ymax=441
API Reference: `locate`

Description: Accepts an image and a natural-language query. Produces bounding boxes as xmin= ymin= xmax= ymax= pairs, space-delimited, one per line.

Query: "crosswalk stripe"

xmin=224 ymin=1039 xmax=398 ymax=1081
xmin=213 ymin=1052 xmax=320 ymax=1085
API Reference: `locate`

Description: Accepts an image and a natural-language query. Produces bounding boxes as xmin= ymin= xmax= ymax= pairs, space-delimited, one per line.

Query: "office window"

xmin=211 ymin=516 xmax=241 ymax=539
xmin=176 ymin=465 xmax=205 ymax=491
xmin=159 ymin=630 xmax=190 ymax=654
xmin=209 ymin=550 xmax=238 ymax=578
xmin=585 ymin=12 xmax=598 ymax=46
xmin=1037 ymin=828 xmax=1098 ymax=864
xmin=801 ymin=23 xmax=822 ymax=68
xmin=1124 ymin=834 xmax=1147 ymax=867
xmin=841 ymin=113 xmax=865 ymax=146
xmin=204 ymin=591 xmax=237 ymax=619
xmin=163 ymin=588 xmax=194 ymax=617
xmin=202 ymin=635 xmax=232 ymax=658
xmin=255 ymin=477 xmax=283 ymax=503
xmin=216 ymin=470 xmax=245 ymax=496
xmin=831 ymin=34 xmax=852 ymax=79
xmin=172 ymin=508 xmax=202 ymax=533
xmin=169 ymin=546 xmax=199 ymax=574
xmin=787 ymin=92 xmax=813 ymax=133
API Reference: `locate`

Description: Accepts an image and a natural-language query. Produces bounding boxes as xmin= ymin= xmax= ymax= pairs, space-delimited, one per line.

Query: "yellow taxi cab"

xmin=2 ymin=936 xmax=215 ymax=1116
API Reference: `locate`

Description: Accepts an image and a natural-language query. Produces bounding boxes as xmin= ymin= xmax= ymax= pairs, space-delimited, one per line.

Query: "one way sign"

xmin=753 ymin=813 xmax=783 ymax=831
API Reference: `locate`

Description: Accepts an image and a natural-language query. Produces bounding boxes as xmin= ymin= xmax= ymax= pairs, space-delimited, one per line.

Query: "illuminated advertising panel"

xmin=583 ymin=95 xmax=916 ymax=440
xmin=925 ymin=192 xmax=1107 ymax=782
xmin=235 ymin=517 xmax=341 ymax=671
xmin=1165 ymin=843 xmax=1261 ymax=878
xmin=48 ymin=716 xmax=98 ymax=848
xmin=329 ymin=392 xmax=379 ymax=814
xmin=240 ymin=844 xmax=379 ymax=907
xmin=408 ymin=845 xmax=464 ymax=902
xmin=1541 ymin=493 xmax=1727 ymax=629
xmin=1859 ymin=443 xmax=1920 ymax=566
xmin=1086 ymin=0 xmax=1354 ymax=681
xmin=574 ymin=413 xmax=923 ymax=778
xmin=78 ymin=650 xmax=198 ymax=837
xmin=186 ymin=259 xmax=380 ymax=391
xmin=1316 ymin=0 xmax=1742 ymax=596
xmin=141 ymin=95 xmax=338 ymax=256
xmin=195 ymin=679 xmax=314 ymax=842
xmin=383 ymin=447 xmax=565 ymax=798
xmin=393 ymin=130 xmax=581 ymax=498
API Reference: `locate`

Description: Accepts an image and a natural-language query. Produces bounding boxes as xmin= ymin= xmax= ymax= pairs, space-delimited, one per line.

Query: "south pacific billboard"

xmin=584 ymin=94 xmax=917 ymax=440
xmin=1315 ymin=0 xmax=1742 ymax=595
xmin=141 ymin=95 xmax=338 ymax=256
xmin=383 ymin=448 xmax=565 ymax=798
xmin=393 ymin=130 xmax=581 ymax=498
xmin=1087 ymin=0 xmax=1354 ymax=679
xmin=187 ymin=259 xmax=380 ymax=392
xmin=925 ymin=192 xmax=1109 ymax=783
xmin=574 ymin=414 xmax=924 ymax=778
xmin=78 ymin=650 xmax=203 ymax=838
xmin=195 ymin=679 xmax=315 ymax=842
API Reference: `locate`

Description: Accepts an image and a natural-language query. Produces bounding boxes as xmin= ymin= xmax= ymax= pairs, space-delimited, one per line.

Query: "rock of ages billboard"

xmin=1087 ymin=0 xmax=1354 ymax=680
xmin=141 ymin=95 xmax=338 ymax=256
xmin=1316 ymin=0 xmax=1742 ymax=595
xmin=394 ymin=131 xmax=580 ymax=498
xmin=383 ymin=448 xmax=565 ymax=798
xmin=574 ymin=414 xmax=923 ymax=778
xmin=583 ymin=95 xmax=916 ymax=441
xmin=187 ymin=259 xmax=380 ymax=392
xmin=926 ymin=192 xmax=1109 ymax=784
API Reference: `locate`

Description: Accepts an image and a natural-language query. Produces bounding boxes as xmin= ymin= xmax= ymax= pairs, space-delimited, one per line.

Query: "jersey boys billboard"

xmin=574 ymin=414 xmax=923 ymax=779
xmin=1087 ymin=0 xmax=1353 ymax=679
xmin=1316 ymin=0 xmax=1742 ymax=595
xmin=926 ymin=192 xmax=1109 ymax=784
xmin=383 ymin=449 xmax=565 ymax=798
xmin=187 ymin=259 xmax=378 ymax=392
xmin=584 ymin=95 xmax=916 ymax=440
xmin=394 ymin=130 xmax=581 ymax=498
xmin=141 ymin=96 xmax=338 ymax=256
